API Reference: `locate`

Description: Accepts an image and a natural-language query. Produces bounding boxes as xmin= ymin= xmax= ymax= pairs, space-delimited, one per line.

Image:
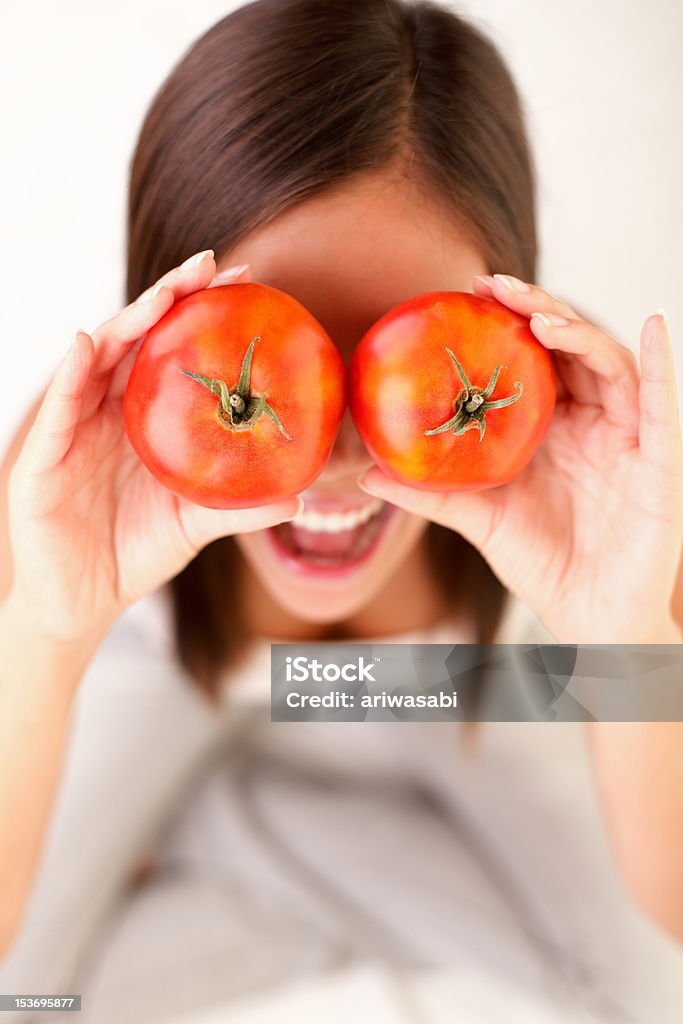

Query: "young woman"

xmin=1 ymin=1 xmax=682 ymax=1020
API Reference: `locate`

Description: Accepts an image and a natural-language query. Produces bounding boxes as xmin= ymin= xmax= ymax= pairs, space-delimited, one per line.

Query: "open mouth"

xmin=267 ymin=498 xmax=394 ymax=571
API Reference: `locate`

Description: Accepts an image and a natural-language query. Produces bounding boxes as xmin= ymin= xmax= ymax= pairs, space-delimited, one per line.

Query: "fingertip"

xmin=70 ymin=327 xmax=90 ymax=347
xmin=493 ymin=273 xmax=531 ymax=294
xmin=281 ymin=495 xmax=304 ymax=521
xmin=183 ymin=493 xmax=302 ymax=546
xmin=139 ymin=283 xmax=174 ymax=315
xmin=641 ymin=309 xmax=671 ymax=352
xmin=179 ymin=249 xmax=215 ymax=272
xmin=528 ymin=321 xmax=550 ymax=350
xmin=528 ymin=312 xmax=567 ymax=348
xmin=356 ymin=467 xmax=374 ymax=493
xmin=357 ymin=466 xmax=393 ymax=497
xmin=155 ymin=284 xmax=175 ymax=304
xmin=651 ymin=310 xmax=670 ymax=343
xmin=136 ymin=280 xmax=174 ymax=304
xmin=65 ymin=328 xmax=94 ymax=377
xmin=208 ymin=264 xmax=252 ymax=287
xmin=472 ymin=274 xmax=495 ymax=293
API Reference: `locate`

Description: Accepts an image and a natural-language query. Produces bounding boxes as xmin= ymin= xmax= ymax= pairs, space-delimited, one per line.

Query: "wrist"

xmin=0 ymin=588 xmax=108 ymax=690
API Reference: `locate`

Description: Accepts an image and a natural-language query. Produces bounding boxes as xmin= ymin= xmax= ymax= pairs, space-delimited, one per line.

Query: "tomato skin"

xmin=348 ymin=292 xmax=557 ymax=491
xmin=123 ymin=283 xmax=346 ymax=509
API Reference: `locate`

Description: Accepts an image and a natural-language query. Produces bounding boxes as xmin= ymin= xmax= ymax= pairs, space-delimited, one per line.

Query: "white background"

xmin=1 ymin=0 xmax=681 ymax=445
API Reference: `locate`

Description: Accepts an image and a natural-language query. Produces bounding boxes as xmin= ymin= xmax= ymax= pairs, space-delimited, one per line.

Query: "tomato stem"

xmin=181 ymin=335 xmax=293 ymax=440
xmin=424 ymin=348 xmax=523 ymax=442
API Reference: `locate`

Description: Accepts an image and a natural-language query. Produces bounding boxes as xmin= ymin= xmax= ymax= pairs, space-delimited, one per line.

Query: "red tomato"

xmin=124 ymin=283 xmax=346 ymax=508
xmin=348 ymin=292 xmax=557 ymax=491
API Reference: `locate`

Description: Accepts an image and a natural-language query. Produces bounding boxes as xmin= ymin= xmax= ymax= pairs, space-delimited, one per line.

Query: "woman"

xmin=1 ymin=0 xmax=682 ymax=1020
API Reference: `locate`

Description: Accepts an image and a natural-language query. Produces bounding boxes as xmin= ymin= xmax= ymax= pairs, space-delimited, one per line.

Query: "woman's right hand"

xmin=5 ymin=250 xmax=301 ymax=648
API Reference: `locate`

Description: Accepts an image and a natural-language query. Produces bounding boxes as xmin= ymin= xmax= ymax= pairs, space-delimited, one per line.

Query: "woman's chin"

xmin=235 ymin=500 xmax=427 ymax=625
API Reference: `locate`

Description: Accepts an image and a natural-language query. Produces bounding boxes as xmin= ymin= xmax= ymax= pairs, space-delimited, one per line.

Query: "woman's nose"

xmin=317 ymin=409 xmax=373 ymax=483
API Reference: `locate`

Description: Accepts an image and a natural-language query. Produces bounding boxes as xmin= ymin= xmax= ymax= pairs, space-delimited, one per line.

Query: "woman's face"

xmin=221 ymin=170 xmax=487 ymax=624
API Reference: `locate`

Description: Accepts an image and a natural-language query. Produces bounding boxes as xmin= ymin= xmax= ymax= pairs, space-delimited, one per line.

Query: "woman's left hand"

xmin=360 ymin=274 xmax=683 ymax=643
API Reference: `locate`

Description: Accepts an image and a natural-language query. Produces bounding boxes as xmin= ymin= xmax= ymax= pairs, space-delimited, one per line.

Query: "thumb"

xmin=178 ymin=495 xmax=302 ymax=551
xmin=359 ymin=466 xmax=501 ymax=554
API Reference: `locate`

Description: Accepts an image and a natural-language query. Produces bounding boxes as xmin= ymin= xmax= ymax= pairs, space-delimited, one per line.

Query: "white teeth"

xmin=291 ymin=499 xmax=383 ymax=533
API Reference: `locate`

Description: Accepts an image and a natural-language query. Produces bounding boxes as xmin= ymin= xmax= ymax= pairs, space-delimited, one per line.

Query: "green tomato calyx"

xmin=424 ymin=347 xmax=523 ymax=443
xmin=181 ymin=335 xmax=293 ymax=440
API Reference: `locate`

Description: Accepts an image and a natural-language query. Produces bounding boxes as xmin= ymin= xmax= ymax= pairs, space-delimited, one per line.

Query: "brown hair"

xmin=126 ymin=0 xmax=537 ymax=693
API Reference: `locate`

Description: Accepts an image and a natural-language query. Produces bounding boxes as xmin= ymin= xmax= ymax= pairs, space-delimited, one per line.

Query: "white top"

xmin=2 ymin=588 xmax=682 ymax=1024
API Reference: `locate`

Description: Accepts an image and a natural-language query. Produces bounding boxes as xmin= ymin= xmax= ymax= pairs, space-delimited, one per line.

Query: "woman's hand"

xmin=360 ymin=274 xmax=683 ymax=643
xmin=5 ymin=252 xmax=301 ymax=647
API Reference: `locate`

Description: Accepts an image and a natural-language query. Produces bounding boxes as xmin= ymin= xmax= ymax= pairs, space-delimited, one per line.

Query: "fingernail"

xmin=209 ymin=264 xmax=252 ymax=288
xmin=357 ymin=469 xmax=384 ymax=495
xmin=137 ymin=280 xmax=166 ymax=302
xmin=68 ymin=328 xmax=85 ymax=352
xmin=473 ymin=274 xmax=495 ymax=289
xmin=493 ymin=274 xmax=530 ymax=293
xmin=216 ymin=263 xmax=250 ymax=280
xmin=180 ymin=249 xmax=214 ymax=270
xmin=64 ymin=329 xmax=88 ymax=367
xmin=283 ymin=496 xmax=304 ymax=520
xmin=655 ymin=307 xmax=669 ymax=326
xmin=531 ymin=312 xmax=569 ymax=327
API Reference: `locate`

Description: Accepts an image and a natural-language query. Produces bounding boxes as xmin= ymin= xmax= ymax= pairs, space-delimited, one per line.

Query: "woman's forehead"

xmin=218 ymin=172 xmax=486 ymax=356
